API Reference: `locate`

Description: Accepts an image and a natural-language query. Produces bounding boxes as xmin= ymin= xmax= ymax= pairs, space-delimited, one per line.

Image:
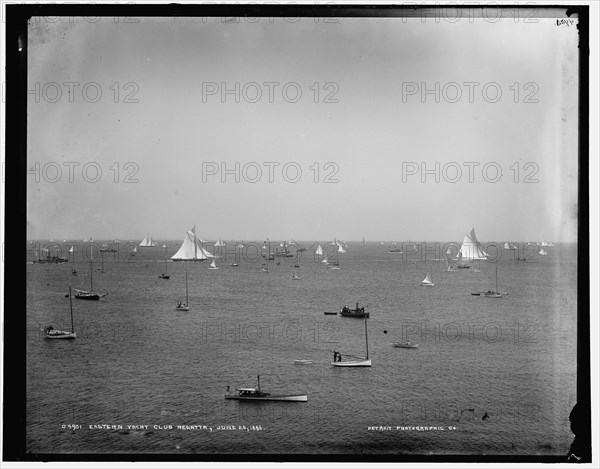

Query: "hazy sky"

xmin=27 ymin=14 xmax=579 ymax=243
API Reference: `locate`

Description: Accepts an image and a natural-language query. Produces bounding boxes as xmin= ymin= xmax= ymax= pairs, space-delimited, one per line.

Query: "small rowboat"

xmin=225 ymin=376 xmax=307 ymax=402
xmin=323 ymin=311 xmax=338 ymax=315
xmin=294 ymin=359 xmax=313 ymax=365
xmin=393 ymin=342 xmax=419 ymax=349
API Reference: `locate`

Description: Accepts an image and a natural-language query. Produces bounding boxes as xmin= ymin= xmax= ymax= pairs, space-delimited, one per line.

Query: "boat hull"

xmin=45 ymin=332 xmax=76 ymax=340
xmin=224 ymin=395 xmax=307 ymax=402
xmin=332 ymin=360 xmax=371 ymax=367
xmin=75 ymin=294 xmax=99 ymax=300
xmin=393 ymin=343 xmax=419 ymax=348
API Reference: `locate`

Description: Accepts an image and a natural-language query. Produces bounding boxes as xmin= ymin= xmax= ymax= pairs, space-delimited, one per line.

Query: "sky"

xmin=26 ymin=12 xmax=580 ymax=243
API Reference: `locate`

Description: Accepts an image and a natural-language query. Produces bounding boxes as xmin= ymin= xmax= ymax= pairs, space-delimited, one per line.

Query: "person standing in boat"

xmin=338 ymin=353 xmax=342 ymax=362
xmin=333 ymin=351 xmax=338 ymax=362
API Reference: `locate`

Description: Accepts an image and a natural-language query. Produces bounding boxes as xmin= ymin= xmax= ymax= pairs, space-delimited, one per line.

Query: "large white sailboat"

xmin=139 ymin=234 xmax=158 ymax=247
xmin=332 ymin=316 xmax=371 ymax=367
xmin=457 ymin=227 xmax=488 ymax=268
xmin=171 ymin=226 xmax=215 ymax=262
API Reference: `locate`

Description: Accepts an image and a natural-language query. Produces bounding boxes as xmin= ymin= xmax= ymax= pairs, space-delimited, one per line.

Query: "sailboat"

xmin=74 ymin=253 xmax=107 ymax=300
xmin=171 ymin=226 xmax=215 ymax=261
xmin=139 ymin=233 xmax=158 ymax=247
xmin=332 ymin=316 xmax=371 ymax=367
xmin=457 ymin=227 xmax=488 ymax=268
xmin=539 ymin=248 xmax=548 ymax=256
xmin=131 ymin=246 xmax=137 ymax=256
xmin=230 ymin=246 xmax=240 ymax=267
xmin=420 ymin=272 xmax=434 ymax=286
xmin=159 ymin=244 xmax=170 ymax=279
xmin=97 ymin=253 xmax=105 ymax=273
xmin=362 ymin=237 xmax=366 ymax=246
xmin=175 ymin=272 xmax=190 ymax=311
xmin=44 ymin=286 xmax=76 ymax=339
xmin=315 ymin=244 xmax=324 ymax=261
xmin=208 ymin=259 xmax=219 ymax=270
xmin=471 ymin=264 xmax=503 ymax=298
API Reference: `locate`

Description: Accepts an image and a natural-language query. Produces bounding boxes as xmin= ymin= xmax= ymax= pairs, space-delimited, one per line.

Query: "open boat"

xmin=393 ymin=341 xmax=419 ymax=349
xmin=332 ymin=316 xmax=371 ymax=367
xmin=340 ymin=303 xmax=369 ymax=318
xmin=159 ymin=244 xmax=170 ymax=279
xmin=175 ymin=272 xmax=190 ymax=311
xmin=44 ymin=286 xmax=76 ymax=339
xmin=294 ymin=359 xmax=313 ymax=365
xmin=420 ymin=272 xmax=434 ymax=286
xmin=225 ymin=375 xmax=307 ymax=402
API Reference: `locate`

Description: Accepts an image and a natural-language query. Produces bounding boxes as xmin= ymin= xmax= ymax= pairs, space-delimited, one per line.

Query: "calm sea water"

xmin=26 ymin=241 xmax=577 ymax=456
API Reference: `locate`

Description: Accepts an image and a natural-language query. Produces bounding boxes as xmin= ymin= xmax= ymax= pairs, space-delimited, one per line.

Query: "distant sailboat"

xmin=457 ymin=227 xmax=487 ymax=268
xmin=44 ymin=286 xmax=77 ymax=340
xmin=176 ymin=272 xmax=190 ymax=311
xmin=420 ymin=272 xmax=434 ymax=286
xmin=315 ymin=244 xmax=324 ymax=261
xmin=208 ymin=259 xmax=219 ymax=270
xmin=332 ymin=316 xmax=371 ymax=367
xmin=159 ymin=244 xmax=170 ymax=279
xmin=362 ymin=237 xmax=366 ymax=246
xmin=539 ymin=248 xmax=548 ymax=256
xmin=139 ymin=233 xmax=158 ymax=247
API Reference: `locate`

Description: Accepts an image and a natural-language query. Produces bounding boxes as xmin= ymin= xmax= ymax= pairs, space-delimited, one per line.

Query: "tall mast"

xmin=185 ymin=271 xmax=188 ymax=304
xmin=69 ymin=286 xmax=74 ymax=333
xmin=495 ymin=264 xmax=498 ymax=292
xmin=257 ymin=375 xmax=261 ymax=392
xmin=90 ymin=249 xmax=93 ymax=291
xmin=364 ymin=316 xmax=369 ymax=359
xmin=164 ymin=244 xmax=168 ymax=274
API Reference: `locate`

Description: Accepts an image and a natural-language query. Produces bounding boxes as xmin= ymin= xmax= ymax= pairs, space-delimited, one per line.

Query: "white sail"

xmin=209 ymin=259 xmax=218 ymax=269
xmin=458 ymin=228 xmax=488 ymax=260
xmin=421 ymin=272 xmax=434 ymax=286
xmin=315 ymin=244 xmax=324 ymax=256
xmin=338 ymin=245 xmax=346 ymax=254
xmin=139 ymin=234 xmax=158 ymax=247
xmin=322 ymin=256 xmax=329 ymax=264
xmin=171 ymin=227 xmax=214 ymax=260
xmin=69 ymin=246 xmax=74 ymax=253
xmin=214 ymin=239 xmax=226 ymax=247
xmin=539 ymin=248 xmax=548 ymax=256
